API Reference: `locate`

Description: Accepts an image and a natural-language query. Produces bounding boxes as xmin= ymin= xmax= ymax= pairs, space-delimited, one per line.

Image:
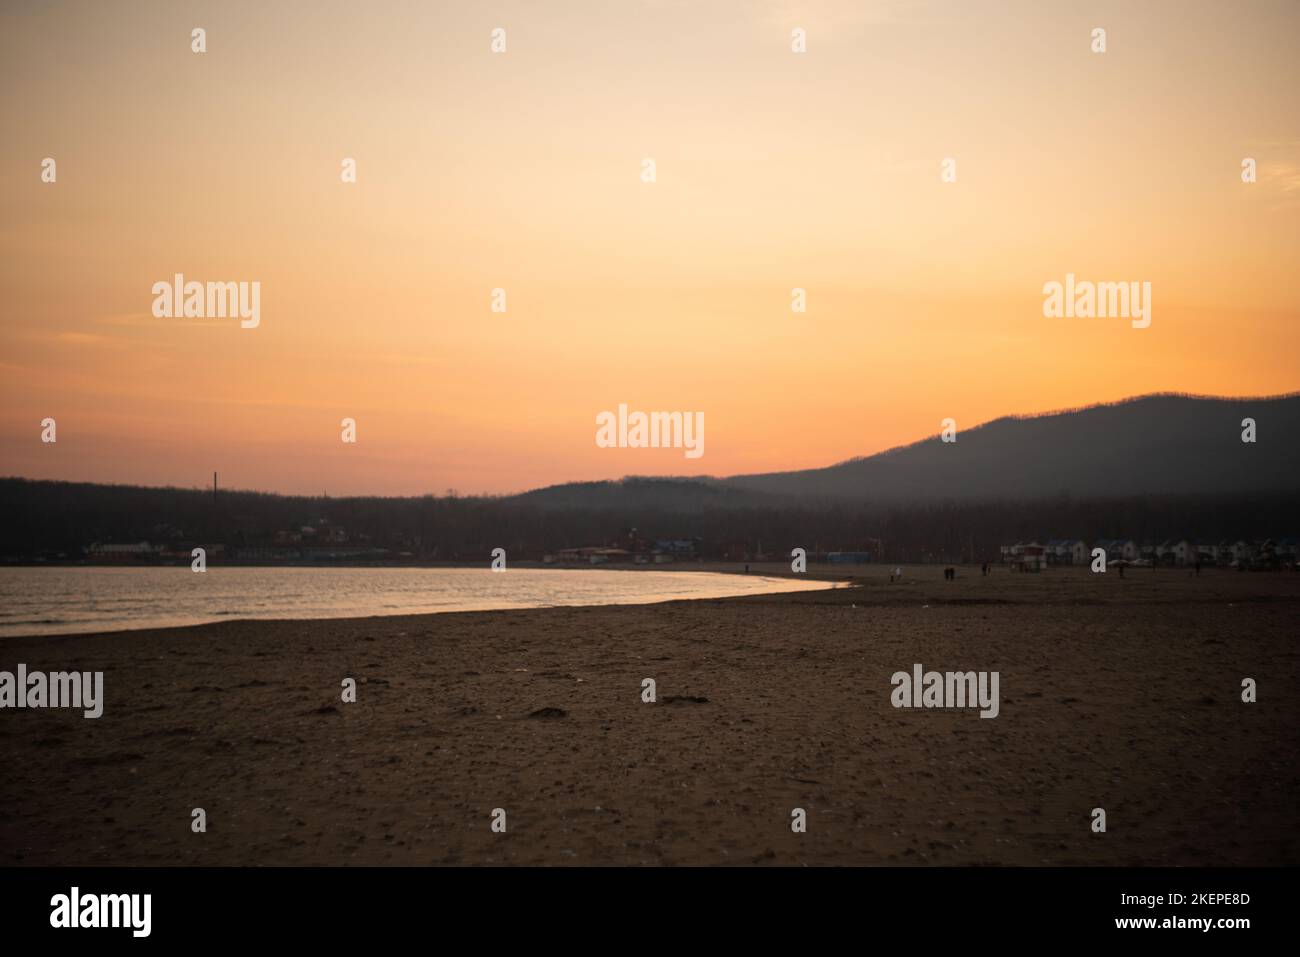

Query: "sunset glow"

xmin=3 ymin=0 xmax=1298 ymax=494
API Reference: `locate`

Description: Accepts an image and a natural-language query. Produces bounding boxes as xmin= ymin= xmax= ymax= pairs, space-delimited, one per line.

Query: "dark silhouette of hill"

xmin=519 ymin=393 xmax=1300 ymax=508
xmin=510 ymin=476 xmax=774 ymax=511
xmin=2 ymin=393 xmax=1297 ymax=563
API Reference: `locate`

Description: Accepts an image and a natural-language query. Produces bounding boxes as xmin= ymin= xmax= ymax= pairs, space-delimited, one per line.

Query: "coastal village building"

xmin=1001 ymin=537 xmax=1295 ymax=568
xmin=552 ymin=546 xmax=631 ymax=564
xmin=1094 ymin=539 xmax=1139 ymax=562
xmin=655 ymin=539 xmax=699 ymax=558
xmin=1044 ymin=539 xmax=1089 ymax=565
xmin=1007 ymin=543 xmax=1048 ymax=572
xmin=87 ymin=541 xmax=159 ymax=560
xmin=1158 ymin=539 xmax=1196 ymax=566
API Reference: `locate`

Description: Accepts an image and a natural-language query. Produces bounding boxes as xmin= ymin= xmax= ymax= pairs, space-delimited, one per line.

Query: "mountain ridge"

xmin=516 ymin=392 xmax=1300 ymax=509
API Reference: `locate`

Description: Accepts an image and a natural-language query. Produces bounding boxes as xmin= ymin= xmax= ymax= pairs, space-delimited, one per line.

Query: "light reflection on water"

xmin=0 ymin=566 xmax=835 ymax=637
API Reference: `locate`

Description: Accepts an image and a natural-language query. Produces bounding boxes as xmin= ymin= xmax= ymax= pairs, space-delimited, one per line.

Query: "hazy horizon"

xmin=3 ymin=388 xmax=1295 ymax=499
xmin=4 ymin=0 xmax=1299 ymax=496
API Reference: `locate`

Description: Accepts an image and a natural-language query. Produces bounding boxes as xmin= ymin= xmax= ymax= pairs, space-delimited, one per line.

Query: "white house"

xmin=1045 ymin=539 xmax=1072 ymax=564
xmin=1011 ymin=544 xmax=1048 ymax=572
xmin=1046 ymin=539 xmax=1090 ymax=565
xmin=1096 ymin=539 xmax=1138 ymax=563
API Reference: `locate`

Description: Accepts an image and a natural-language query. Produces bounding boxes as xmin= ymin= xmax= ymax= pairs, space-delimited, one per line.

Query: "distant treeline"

xmin=1 ymin=478 xmax=1295 ymax=564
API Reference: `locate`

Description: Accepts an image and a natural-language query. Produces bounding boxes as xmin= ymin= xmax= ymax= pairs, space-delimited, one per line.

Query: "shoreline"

xmin=2 ymin=558 xmax=847 ymax=576
xmin=5 ymin=562 xmax=1297 ymax=643
xmin=0 ymin=566 xmax=853 ymax=641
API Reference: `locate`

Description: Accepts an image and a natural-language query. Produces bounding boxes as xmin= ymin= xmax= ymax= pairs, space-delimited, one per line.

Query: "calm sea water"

xmin=0 ymin=566 xmax=835 ymax=637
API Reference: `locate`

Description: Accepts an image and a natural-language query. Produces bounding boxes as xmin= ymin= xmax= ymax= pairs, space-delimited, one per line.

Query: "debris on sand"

xmin=526 ymin=707 xmax=568 ymax=719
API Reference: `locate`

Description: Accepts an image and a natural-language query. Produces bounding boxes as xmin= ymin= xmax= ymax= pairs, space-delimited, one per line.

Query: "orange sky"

xmin=2 ymin=0 xmax=1298 ymax=495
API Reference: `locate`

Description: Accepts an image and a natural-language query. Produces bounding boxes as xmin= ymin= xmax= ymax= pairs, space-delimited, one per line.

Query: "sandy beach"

xmin=2 ymin=564 xmax=1296 ymax=866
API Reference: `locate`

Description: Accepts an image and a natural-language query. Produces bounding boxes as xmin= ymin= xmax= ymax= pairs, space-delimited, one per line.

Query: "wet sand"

xmin=1 ymin=564 xmax=1297 ymax=866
